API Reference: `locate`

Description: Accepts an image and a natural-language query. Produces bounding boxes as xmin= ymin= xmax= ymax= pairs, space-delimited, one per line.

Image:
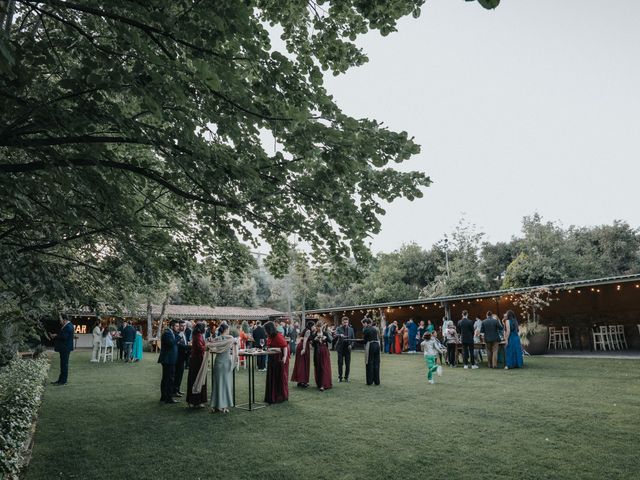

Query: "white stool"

xmin=561 ymin=326 xmax=572 ymax=349
xmin=100 ymin=344 xmax=114 ymax=362
xmin=608 ymin=325 xmax=620 ymax=350
xmin=592 ymin=326 xmax=609 ymax=351
xmin=616 ymin=325 xmax=628 ymax=349
xmin=548 ymin=327 xmax=558 ymax=350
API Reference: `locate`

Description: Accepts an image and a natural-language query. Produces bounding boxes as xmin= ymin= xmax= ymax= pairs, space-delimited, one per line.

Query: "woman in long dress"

xmin=132 ymin=328 xmax=143 ymax=362
xmin=186 ymin=322 xmax=208 ymax=408
xmin=291 ymin=321 xmax=314 ymax=388
xmin=504 ymin=310 xmax=524 ymax=369
xmin=210 ymin=323 xmax=238 ymax=413
xmin=264 ymin=321 xmax=289 ymax=403
xmin=312 ymin=322 xmax=333 ymax=391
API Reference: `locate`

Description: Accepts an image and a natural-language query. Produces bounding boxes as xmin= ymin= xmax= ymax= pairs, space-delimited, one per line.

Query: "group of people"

xmin=157 ymin=315 xmax=383 ymax=411
xmin=90 ymin=320 xmax=143 ymax=363
xmin=383 ymin=318 xmax=436 ymax=354
xmin=440 ymin=310 xmax=524 ymax=370
xmin=157 ymin=318 xmax=294 ymax=411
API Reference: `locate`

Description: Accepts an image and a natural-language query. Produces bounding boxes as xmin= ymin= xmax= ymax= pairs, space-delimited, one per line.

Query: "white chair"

xmin=561 ymin=326 xmax=572 ymax=349
xmin=616 ymin=325 xmax=628 ymax=349
xmin=608 ymin=325 xmax=620 ymax=350
xmin=592 ymin=326 xmax=609 ymax=351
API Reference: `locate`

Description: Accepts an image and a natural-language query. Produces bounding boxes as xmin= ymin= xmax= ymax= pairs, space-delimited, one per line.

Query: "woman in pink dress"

xmin=264 ymin=321 xmax=289 ymax=404
xmin=312 ymin=322 xmax=333 ymax=391
xmin=291 ymin=321 xmax=314 ymax=388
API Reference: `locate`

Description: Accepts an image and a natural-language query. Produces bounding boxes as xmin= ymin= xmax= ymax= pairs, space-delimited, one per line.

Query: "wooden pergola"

xmin=303 ymin=274 xmax=640 ymax=350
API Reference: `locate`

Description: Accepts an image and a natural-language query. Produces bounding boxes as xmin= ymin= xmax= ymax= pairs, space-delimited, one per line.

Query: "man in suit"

xmin=52 ymin=315 xmax=75 ymax=385
xmin=117 ymin=322 xmax=124 ymax=360
xmin=122 ymin=320 xmax=137 ymax=362
xmin=158 ymin=319 xmax=180 ymax=403
xmin=335 ymin=316 xmax=355 ymax=382
xmin=362 ymin=318 xmax=381 ymax=385
xmin=184 ymin=320 xmax=193 ymax=369
xmin=406 ymin=318 xmax=418 ymax=353
xmin=173 ymin=320 xmax=188 ymax=397
xmin=480 ymin=310 xmax=503 ymax=368
xmin=458 ymin=310 xmax=477 ymax=369
xmin=252 ymin=321 xmax=267 ymax=371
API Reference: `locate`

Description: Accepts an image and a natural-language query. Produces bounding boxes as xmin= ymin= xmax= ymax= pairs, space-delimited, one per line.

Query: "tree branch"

xmin=0 ymin=157 xmax=233 ymax=208
xmin=0 ymin=135 xmax=152 ymax=147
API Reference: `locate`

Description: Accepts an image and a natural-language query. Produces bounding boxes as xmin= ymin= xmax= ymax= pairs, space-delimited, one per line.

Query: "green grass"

xmin=25 ymin=351 xmax=640 ymax=480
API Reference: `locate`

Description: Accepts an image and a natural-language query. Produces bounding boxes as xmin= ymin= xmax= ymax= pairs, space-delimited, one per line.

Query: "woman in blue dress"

xmin=504 ymin=310 xmax=523 ymax=369
xmin=132 ymin=327 xmax=143 ymax=362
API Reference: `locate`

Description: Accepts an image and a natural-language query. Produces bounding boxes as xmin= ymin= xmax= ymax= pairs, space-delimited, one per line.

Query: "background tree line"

xmin=174 ymin=214 xmax=639 ymax=312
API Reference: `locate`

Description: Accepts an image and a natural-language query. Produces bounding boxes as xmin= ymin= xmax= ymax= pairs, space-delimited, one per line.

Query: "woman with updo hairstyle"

xmin=312 ymin=321 xmax=333 ymax=391
xmin=291 ymin=320 xmax=315 ymax=388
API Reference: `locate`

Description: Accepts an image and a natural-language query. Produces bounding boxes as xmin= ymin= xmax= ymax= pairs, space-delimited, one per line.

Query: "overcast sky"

xmin=321 ymin=0 xmax=640 ymax=253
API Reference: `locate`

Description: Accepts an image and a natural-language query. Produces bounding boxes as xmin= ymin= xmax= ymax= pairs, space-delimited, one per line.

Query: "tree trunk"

xmin=156 ymin=292 xmax=170 ymax=337
xmin=146 ymin=299 xmax=153 ymax=341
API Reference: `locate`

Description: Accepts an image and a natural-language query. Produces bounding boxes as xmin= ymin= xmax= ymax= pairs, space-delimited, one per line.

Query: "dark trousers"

xmin=174 ymin=352 xmax=186 ymax=393
xmin=337 ymin=348 xmax=351 ymax=380
xmin=447 ymin=343 xmax=457 ymax=366
xmin=124 ymin=342 xmax=133 ymax=362
xmin=160 ymin=363 xmax=176 ymax=401
xmin=408 ymin=337 xmax=417 ymax=352
xmin=366 ymin=343 xmax=380 ymax=385
xmin=389 ymin=335 xmax=395 ymax=354
xmin=117 ymin=339 xmax=124 ymax=360
xmin=256 ymin=354 xmax=266 ymax=370
xmin=57 ymin=350 xmax=70 ymax=384
xmin=462 ymin=343 xmax=475 ymax=366
xmin=383 ymin=336 xmax=390 ymax=353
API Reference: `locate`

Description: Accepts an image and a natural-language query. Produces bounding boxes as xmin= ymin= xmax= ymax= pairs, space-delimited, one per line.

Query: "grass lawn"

xmin=26 ymin=350 xmax=640 ymax=480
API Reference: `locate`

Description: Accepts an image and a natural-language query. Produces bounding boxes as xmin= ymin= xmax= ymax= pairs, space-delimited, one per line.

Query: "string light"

xmin=577 ymin=290 xmax=581 ymax=294
xmin=616 ymin=285 xmax=621 ymax=291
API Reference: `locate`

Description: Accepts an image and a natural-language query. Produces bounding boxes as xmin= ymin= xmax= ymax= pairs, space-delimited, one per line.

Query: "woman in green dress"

xmin=210 ymin=323 xmax=237 ymax=413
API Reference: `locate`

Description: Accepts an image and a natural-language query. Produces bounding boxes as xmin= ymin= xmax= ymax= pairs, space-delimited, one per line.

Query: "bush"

xmin=0 ymin=357 xmax=50 ymax=479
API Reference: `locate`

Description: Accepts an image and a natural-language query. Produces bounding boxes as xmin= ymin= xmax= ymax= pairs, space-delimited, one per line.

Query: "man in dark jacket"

xmin=52 ymin=315 xmax=75 ymax=385
xmin=480 ymin=311 xmax=503 ymax=368
xmin=458 ymin=310 xmax=477 ymax=369
xmin=173 ymin=320 xmax=188 ymax=397
xmin=252 ymin=321 xmax=267 ymax=371
xmin=362 ymin=318 xmax=381 ymax=386
xmin=122 ymin=320 xmax=137 ymax=362
xmin=335 ymin=316 xmax=355 ymax=382
xmin=158 ymin=320 xmax=180 ymax=403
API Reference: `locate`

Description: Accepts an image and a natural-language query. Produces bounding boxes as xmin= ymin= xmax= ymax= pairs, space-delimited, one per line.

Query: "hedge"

xmin=0 ymin=357 xmax=50 ymax=480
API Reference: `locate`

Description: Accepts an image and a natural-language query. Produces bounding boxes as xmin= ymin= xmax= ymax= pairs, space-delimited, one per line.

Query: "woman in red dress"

xmin=264 ymin=321 xmax=289 ymax=404
xmin=312 ymin=322 xmax=333 ymax=391
xmin=395 ymin=323 xmax=403 ymax=354
xmin=291 ymin=320 xmax=314 ymax=388
xmin=186 ymin=322 xmax=208 ymax=408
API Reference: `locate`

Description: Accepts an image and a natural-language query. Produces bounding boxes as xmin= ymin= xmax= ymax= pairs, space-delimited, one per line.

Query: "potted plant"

xmin=512 ymin=287 xmax=556 ymax=355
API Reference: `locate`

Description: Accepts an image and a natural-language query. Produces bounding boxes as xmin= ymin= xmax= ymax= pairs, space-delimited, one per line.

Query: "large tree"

xmin=0 ymin=1 xmax=499 ymax=346
xmin=1 ymin=0 xmax=448 ymax=313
